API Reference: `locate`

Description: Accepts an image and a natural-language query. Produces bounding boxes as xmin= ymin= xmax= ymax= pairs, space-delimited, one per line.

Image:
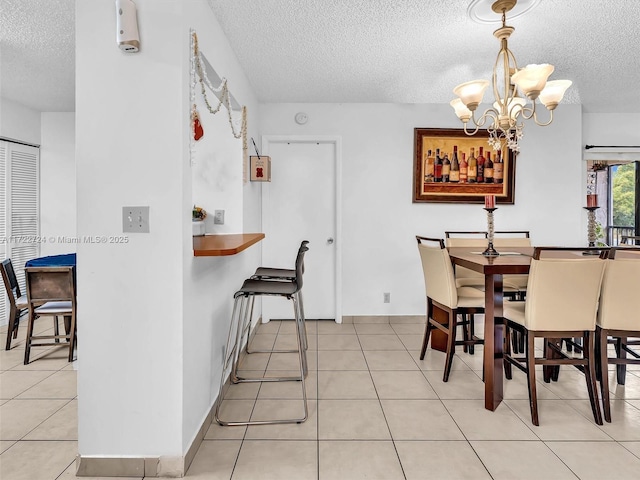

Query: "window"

xmin=0 ymin=140 xmax=40 ymax=323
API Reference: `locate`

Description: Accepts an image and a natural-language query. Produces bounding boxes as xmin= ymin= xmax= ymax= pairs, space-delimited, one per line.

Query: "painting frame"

xmin=412 ymin=128 xmax=516 ymax=204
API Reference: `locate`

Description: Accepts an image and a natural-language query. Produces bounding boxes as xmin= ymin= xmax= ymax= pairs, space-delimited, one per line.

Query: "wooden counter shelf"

xmin=193 ymin=233 xmax=265 ymax=257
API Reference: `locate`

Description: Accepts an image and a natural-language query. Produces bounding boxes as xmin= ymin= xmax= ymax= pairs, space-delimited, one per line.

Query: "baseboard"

xmin=342 ymin=315 xmax=426 ymax=324
xmin=76 ymin=401 xmax=216 ymax=477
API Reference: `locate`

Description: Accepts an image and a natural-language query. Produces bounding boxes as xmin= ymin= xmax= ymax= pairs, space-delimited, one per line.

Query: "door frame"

xmin=261 ymin=135 xmax=343 ymax=323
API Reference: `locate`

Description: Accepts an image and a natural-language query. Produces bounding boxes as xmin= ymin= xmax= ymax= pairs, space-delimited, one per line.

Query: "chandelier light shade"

xmin=451 ymin=0 xmax=572 ymax=152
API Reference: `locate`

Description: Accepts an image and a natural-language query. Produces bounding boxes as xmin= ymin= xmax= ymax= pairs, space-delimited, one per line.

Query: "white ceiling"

xmin=2 ymin=0 xmax=639 ymax=114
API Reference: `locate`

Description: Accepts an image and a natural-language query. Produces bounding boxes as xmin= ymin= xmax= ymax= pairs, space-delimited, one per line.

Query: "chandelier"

xmin=450 ymin=0 xmax=572 ymax=152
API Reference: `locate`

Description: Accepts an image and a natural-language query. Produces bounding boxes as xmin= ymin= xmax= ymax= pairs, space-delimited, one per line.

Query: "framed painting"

xmin=412 ymin=128 xmax=516 ymax=204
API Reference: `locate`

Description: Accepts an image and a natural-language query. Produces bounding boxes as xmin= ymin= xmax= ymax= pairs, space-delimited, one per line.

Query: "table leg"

xmin=484 ymin=273 xmax=504 ymax=410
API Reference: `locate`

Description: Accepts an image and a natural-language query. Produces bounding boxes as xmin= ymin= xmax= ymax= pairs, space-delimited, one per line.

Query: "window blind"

xmin=0 ymin=140 xmax=40 ymax=326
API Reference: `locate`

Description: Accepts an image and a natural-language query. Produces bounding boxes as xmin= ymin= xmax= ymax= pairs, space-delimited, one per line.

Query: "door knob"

xmin=327 ymin=237 xmax=334 ymax=245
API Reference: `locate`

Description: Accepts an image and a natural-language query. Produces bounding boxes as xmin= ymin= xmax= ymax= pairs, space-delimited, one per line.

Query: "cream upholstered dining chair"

xmin=444 ymin=231 xmax=522 ymax=354
xmin=493 ymin=231 xmax=532 ymax=354
xmin=493 ymin=231 xmax=531 ymax=297
xmin=416 ymin=236 xmax=485 ymax=381
xmin=503 ymin=247 xmax=605 ymax=426
xmin=445 ymin=231 xmax=524 ymax=295
xmin=596 ymin=247 xmax=640 ymax=422
xmin=444 ymin=231 xmax=488 ymax=288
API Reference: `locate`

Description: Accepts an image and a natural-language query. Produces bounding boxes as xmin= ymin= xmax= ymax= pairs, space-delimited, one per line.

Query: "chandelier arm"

xmin=463 ymin=122 xmax=482 ymax=136
xmin=463 ymin=108 xmax=496 ymax=136
xmin=519 ymin=101 xmax=536 ymax=120
xmin=532 ymin=107 xmax=554 ymax=127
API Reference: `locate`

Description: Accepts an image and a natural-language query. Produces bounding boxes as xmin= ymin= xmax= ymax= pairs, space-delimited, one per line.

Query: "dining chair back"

xmin=444 ymin=231 xmax=488 ymax=290
xmin=493 ymin=231 xmax=532 ymax=248
xmin=596 ymin=246 xmax=640 ymax=421
xmin=503 ymin=247 xmax=605 ymax=426
xmin=23 ymin=266 xmax=77 ymax=364
xmin=418 ymin=237 xmax=458 ymax=308
xmin=1 ymin=258 xmax=29 ymax=350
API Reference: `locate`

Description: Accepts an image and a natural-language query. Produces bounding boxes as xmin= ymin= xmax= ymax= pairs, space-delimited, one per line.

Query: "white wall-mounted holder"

xmin=116 ymin=0 xmax=140 ymax=52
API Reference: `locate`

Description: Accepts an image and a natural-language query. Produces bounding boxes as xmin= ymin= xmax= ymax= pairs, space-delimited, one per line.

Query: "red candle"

xmin=587 ymin=194 xmax=598 ymax=208
xmin=484 ymin=195 xmax=495 ymax=209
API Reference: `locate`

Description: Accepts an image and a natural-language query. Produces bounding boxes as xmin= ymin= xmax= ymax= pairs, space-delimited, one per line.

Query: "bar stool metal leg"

xmin=215 ymin=294 xmax=308 ymax=426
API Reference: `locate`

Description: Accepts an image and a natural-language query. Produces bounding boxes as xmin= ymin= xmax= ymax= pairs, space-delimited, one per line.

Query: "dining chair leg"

xmin=584 ymin=330 xmax=603 ymax=425
xmin=5 ymin=307 xmax=19 ymax=350
xmin=54 ymin=316 xmax=60 ymax=343
xmin=503 ymin=323 xmax=513 ymax=380
xmin=542 ymin=338 xmax=561 ymax=383
xmin=420 ymin=301 xmax=434 ymax=360
xmin=23 ymin=314 xmax=36 ymax=365
xmin=461 ymin=313 xmax=469 ymax=354
xmin=615 ymin=337 xmax=627 ymax=385
xmin=67 ymin=314 xmax=77 ymax=362
xmin=598 ymin=327 xmax=612 ymax=422
xmin=443 ymin=310 xmax=457 ymax=382
xmin=468 ymin=314 xmax=475 ymax=355
xmin=525 ymin=331 xmax=539 ymax=426
xmin=510 ymin=328 xmax=519 ymax=354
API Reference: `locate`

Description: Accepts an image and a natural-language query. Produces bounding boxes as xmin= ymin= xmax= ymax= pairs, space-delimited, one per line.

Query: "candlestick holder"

xmin=583 ymin=206 xmax=600 ymax=255
xmin=482 ymin=207 xmax=500 ymax=257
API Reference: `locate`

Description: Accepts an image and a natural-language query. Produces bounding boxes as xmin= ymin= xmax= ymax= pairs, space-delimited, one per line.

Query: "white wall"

xmin=583 ymin=113 xmax=640 ymax=146
xmin=259 ymin=103 xmax=584 ymax=316
xmin=0 ymin=97 xmax=41 ymax=145
xmin=76 ymin=0 xmax=184 ymax=459
xmin=40 ymin=113 xmax=76 ymax=255
xmin=76 ymin=0 xmax=261 ymax=468
xmin=180 ymin=0 xmax=261 ymax=455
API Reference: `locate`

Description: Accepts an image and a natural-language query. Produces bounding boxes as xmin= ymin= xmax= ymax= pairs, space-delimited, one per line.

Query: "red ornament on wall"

xmin=192 ymin=105 xmax=204 ymax=141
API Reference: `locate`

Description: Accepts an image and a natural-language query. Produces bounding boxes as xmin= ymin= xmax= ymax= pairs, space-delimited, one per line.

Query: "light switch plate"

xmin=123 ymin=206 xmax=149 ymax=233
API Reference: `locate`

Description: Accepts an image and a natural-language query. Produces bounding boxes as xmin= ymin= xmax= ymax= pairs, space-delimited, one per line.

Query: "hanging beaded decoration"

xmin=190 ymin=30 xmax=248 ymax=182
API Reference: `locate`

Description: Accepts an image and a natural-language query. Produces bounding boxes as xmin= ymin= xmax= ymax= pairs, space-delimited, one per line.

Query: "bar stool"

xmin=214 ymin=245 xmax=309 ymax=426
xmin=244 ymin=240 xmax=309 ymax=355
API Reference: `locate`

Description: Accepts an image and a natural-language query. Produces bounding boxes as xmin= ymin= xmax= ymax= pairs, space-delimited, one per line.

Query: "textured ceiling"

xmin=206 ymin=0 xmax=640 ymax=113
xmin=1 ymin=0 xmax=75 ymax=112
xmin=1 ymin=0 xmax=639 ymax=113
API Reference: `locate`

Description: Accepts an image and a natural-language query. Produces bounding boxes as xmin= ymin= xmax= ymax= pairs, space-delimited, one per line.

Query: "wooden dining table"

xmin=448 ymin=246 xmax=534 ymax=411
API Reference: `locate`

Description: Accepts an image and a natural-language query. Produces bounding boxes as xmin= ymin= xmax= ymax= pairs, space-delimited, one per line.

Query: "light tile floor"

xmin=1 ymin=319 xmax=640 ymax=479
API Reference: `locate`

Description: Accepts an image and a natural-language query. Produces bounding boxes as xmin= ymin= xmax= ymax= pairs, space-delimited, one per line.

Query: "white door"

xmin=262 ymin=138 xmax=340 ymax=321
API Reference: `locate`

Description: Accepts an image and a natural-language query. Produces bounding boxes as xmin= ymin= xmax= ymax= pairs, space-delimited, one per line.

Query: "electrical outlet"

xmin=122 ymin=206 xmax=149 ymax=233
xmin=214 ymin=210 xmax=225 ymax=225
xmin=383 ymin=292 xmax=390 ymax=303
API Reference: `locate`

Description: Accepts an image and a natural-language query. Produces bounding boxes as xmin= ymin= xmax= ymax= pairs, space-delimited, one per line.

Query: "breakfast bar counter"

xmin=193 ymin=233 xmax=265 ymax=257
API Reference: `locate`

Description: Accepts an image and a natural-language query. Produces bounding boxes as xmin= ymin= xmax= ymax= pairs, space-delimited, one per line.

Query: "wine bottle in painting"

xmin=459 ymin=152 xmax=468 ymax=183
xmin=476 ymin=146 xmax=485 ymax=183
xmin=484 ymin=150 xmax=494 ymax=183
xmin=434 ymin=148 xmax=443 ymax=182
xmin=442 ymin=153 xmax=451 ymax=182
xmin=425 ymin=149 xmax=434 ymax=183
xmin=449 ymin=147 xmax=460 ymax=183
xmin=494 ymin=149 xmax=504 ymax=184
xmin=467 ymin=148 xmax=477 ymax=183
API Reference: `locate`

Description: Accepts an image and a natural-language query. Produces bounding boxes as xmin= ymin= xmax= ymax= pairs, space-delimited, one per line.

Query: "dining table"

xmin=25 ymin=253 xmax=76 ymax=268
xmin=448 ymin=246 xmax=533 ymax=411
